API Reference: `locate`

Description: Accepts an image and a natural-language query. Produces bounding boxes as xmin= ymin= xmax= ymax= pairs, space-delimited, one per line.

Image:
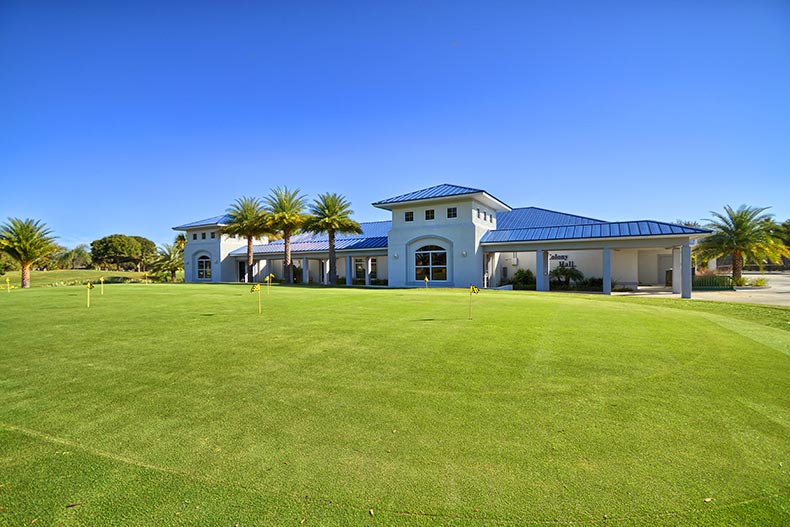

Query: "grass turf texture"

xmin=1 ymin=285 xmax=788 ymax=526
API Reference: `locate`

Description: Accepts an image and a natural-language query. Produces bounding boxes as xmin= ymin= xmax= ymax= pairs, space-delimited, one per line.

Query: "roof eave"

xmin=480 ymin=232 xmax=711 ymax=246
xmin=373 ymin=191 xmax=511 ymax=212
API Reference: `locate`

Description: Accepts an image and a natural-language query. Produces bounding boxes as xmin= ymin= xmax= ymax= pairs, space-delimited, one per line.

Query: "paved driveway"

xmin=616 ymin=273 xmax=790 ymax=307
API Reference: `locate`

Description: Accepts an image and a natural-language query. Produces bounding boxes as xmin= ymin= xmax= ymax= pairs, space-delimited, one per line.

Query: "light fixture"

xmin=461 ymin=250 xmax=467 ymax=257
xmin=393 ymin=253 xmax=399 ymax=259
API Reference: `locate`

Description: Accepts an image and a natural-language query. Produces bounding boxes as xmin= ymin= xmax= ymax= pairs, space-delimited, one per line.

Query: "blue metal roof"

xmin=373 ymin=183 xmax=509 ymax=208
xmin=481 ymin=220 xmax=710 ymax=244
xmin=229 ymin=221 xmax=392 ymax=256
xmin=173 ymin=214 xmax=232 ymax=230
xmin=496 ymin=207 xmax=605 ymax=230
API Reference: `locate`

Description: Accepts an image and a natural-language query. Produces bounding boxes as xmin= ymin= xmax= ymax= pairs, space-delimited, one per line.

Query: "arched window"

xmin=415 ymin=245 xmax=447 ymax=281
xmin=197 ymin=256 xmax=212 ymax=279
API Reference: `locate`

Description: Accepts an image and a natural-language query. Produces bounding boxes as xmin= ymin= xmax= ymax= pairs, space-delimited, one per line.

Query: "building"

xmin=173 ymin=184 xmax=709 ymax=297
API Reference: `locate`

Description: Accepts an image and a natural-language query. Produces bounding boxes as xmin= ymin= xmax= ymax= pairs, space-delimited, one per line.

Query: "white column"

xmin=483 ymin=253 xmax=489 ymax=288
xmin=302 ymin=257 xmax=309 ymax=284
xmin=536 ymin=249 xmax=549 ymax=291
xmin=365 ymin=257 xmax=371 ymax=286
xmin=681 ymin=242 xmax=692 ymax=299
xmin=323 ymin=259 xmax=330 ymax=285
xmin=602 ymin=248 xmax=612 ymax=295
xmin=345 ymin=256 xmax=353 ymax=286
xmin=672 ymin=247 xmax=681 ymax=294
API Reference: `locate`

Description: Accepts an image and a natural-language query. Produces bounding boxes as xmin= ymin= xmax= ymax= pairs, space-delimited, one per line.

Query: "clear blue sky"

xmin=2 ymin=1 xmax=788 ymax=248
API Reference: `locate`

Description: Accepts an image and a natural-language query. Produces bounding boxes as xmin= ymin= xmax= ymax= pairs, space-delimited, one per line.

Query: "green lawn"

xmin=2 ymin=269 xmax=150 ymax=288
xmin=1 ymin=285 xmax=788 ymax=526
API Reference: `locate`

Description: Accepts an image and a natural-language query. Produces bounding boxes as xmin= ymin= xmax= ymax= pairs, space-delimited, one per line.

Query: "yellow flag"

xmin=87 ymin=282 xmax=95 ymax=290
xmin=470 ymin=285 xmax=479 ymax=294
xmin=251 ymin=283 xmax=261 ymax=292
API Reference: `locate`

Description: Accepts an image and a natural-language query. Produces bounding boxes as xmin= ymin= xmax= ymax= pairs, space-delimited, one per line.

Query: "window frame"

xmin=197 ymin=256 xmax=212 ymax=280
xmin=425 ymin=209 xmax=435 ymax=221
xmin=405 ymin=211 xmax=414 ymax=222
xmin=447 ymin=207 xmax=457 ymax=219
xmin=415 ymin=244 xmax=448 ymax=281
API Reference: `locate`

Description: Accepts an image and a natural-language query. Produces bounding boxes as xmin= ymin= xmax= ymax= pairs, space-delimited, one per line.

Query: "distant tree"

xmin=54 ymin=244 xmax=92 ymax=269
xmin=152 ymin=242 xmax=184 ymax=282
xmin=0 ymin=218 xmax=58 ymax=288
xmin=91 ymin=234 xmax=141 ymax=270
xmin=132 ymin=236 xmax=157 ymax=272
xmin=264 ymin=186 xmax=307 ymax=284
xmin=38 ymin=243 xmax=67 ymax=270
xmin=221 ymin=196 xmax=277 ymax=282
xmin=0 ymin=252 xmax=19 ymax=275
xmin=303 ymin=193 xmax=362 ymax=285
xmin=675 ymin=219 xmax=702 ymax=228
xmin=695 ymin=205 xmax=789 ymax=281
xmin=778 ymin=219 xmax=790 ymax=269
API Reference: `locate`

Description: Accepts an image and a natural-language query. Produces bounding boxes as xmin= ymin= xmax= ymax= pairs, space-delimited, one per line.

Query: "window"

xmin=197 ymin=256 xmax=212 ymax=279
xmin=490 ymin=214 xmax=494 ymax=223
xmin=415 ymin=245 xmax=447 ymax=281
xmin=201 ymin=232 xmax=206 ymax=239
xmin=211 ymin=231 xmax=216 ymax=239
xmin=447 ymin=207 xmax=457 ymax=219
xmin=425 ymin=209 xmax=435 ymax=220
xmin=483 ymin=211 xmax=487 ymax=221
xmin=405 ymin=211 xmax=414 ymax=222
xmin=502 ymin=266 xmax=508 ymax=279
xmin=476 ymin=208 xmax=480 ymax=218
xmin=192 ymin=233 xmax=197 ymax=240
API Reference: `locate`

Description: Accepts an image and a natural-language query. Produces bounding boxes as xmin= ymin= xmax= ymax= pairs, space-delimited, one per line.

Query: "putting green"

xmin=1 ymin=284 xmax=788 ymax=526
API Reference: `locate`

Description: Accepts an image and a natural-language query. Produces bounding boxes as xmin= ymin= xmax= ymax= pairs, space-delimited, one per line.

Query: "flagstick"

xmin=5 ymin=277 xmax=10 ymax=293
xmin=87 ymin=286 xmax=91 ymax=308
xmin=258 ymin=287 xmax=262 ymax=315
xmin=100 ymin=277 xmax=104 ymax=295
xmin=469 ymin=289 xmax=473 ymax=320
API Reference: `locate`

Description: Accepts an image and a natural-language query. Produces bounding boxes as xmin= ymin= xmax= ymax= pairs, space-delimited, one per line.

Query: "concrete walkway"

xmin=614 ymin=272 xmax=790 ymax=307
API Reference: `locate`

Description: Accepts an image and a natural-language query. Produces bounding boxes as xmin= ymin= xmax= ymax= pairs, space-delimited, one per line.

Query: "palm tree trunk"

xmin=732 ymin=251 xmax=743 ymax=282
xmin=171 ymin=270 xmax=176 ymax=282
xmin=284 ymin=229 xmax=292 ymax=284
xmin=328 ymin=230 xmax=336 ymax=285
xmin=21 ymin=264 xmax=31 ymax=288
xmin=246 ymin=236 xmax=254 ymax=283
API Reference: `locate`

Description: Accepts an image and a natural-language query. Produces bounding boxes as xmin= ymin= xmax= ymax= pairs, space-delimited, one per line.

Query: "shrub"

xmin=512 ymin=269 xmax=536 ymax=290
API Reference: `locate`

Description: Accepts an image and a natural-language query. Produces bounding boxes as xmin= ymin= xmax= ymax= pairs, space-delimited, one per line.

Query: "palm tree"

xmin=0 ymin=218 xmax=58 ymax=288
xmin=56 ymin=244 xmax=91 ymax=269
xmin=174 ymin=233 xmax=187 ymax=251
xmin=152 ymin=242 xmax=184 ymax=282
xmin=550 ymin=266 xmax=584 ymax=288
xmin=264 ymin=186 xmax=307 ymax=284
xmin=696 ymin=205 xmax=789 ymax=281
xmin=221 ymin=196 xmax=275 ymax=282
xmin=303 ymin=193 xmax=363 ymax=285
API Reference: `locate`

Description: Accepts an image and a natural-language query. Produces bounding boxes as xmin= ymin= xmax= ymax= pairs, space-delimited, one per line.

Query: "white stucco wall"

xmin=495 ymin=249 xmax=640 ymax=288
xmin=386 ymin=198 xmax=494 ymax=287
xmin=183 ymin=227 xmax=247 ymax=283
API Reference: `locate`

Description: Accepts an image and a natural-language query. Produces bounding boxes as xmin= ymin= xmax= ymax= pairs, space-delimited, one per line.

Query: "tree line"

xmin=0 ymin=219 xmax=186 ymax=288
